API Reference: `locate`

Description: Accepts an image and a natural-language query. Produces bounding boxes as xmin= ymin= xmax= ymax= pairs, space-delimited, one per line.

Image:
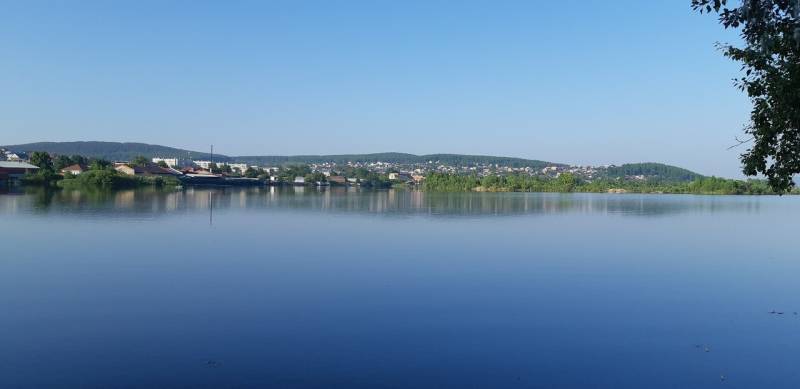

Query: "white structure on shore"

xmin=152 ymin=157 xmax=179 ymax=168
xmin=193 ymin=160 xmax=213 ymax=169
xmin=228 ymin=163 xmax=249 ymax=174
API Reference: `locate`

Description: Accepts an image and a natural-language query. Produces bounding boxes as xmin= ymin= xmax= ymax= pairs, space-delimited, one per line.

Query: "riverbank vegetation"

xmin=58 ymin=169 xmax=180 ymax=189
xmin=422 ymin=173 xmax=796 ymax=195
xmin=22 ymin=152 xmax=180 ymax=190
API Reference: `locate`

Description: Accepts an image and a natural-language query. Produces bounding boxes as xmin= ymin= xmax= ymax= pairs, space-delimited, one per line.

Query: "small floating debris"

xmin=704 ymin=346 xmax=711 ymax=353
xmin=720 ymin=374 xmax=727 ymax=382
xmin=206 ymin=360 xmax=222 ymax=368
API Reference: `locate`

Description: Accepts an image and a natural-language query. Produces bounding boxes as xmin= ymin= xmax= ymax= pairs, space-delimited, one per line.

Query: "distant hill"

xmin=2 ymin=141 xmax=704 ymax=181
xmin=2 ymin=141 xmax=223 ymax=162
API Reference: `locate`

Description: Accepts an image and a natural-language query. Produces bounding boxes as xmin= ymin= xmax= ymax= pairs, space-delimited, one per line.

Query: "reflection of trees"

xmin=0 ymin=187 xmax=765 ymax=219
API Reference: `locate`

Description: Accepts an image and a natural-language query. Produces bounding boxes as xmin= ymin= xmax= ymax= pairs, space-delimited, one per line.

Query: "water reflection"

xmin=0 ymin=186 xmax=778 ymax=219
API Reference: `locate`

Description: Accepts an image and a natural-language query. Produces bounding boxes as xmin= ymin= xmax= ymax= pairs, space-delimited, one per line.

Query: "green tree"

xmin=693 ymin=0 xmax=800 ymax=192
xmin=156 ymin=160 xmax=169 ymax=168
xmin=53 ymin=155 xmax=73 ymax=170
xmin=131 ymin=155 xmax=149 ymax=167
xmin=70 ymin=155 xmax=88 ymax=166
xmin=556 ymin=173 xmax=577 ymax=192
xmin=244 ymin=166 xmax=260 ymax=178
xmin=29 ymin=151 xmax=53 ymax=172
xmin=90 ymin=159 xmax=111 ymax=171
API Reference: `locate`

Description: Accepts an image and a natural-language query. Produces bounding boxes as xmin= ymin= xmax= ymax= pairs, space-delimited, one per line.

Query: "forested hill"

xmin=602 ymin=163 xmax=703 ymax=182
xmin=2 ymin=141 xmax=220 ymax=162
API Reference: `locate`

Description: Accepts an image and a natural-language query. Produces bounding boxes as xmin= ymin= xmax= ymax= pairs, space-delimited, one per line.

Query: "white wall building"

xmin=193 ymin=160 xmax=213 ymax=169
xmin=228 ymin=163 xmax=249 ymax=174
xmin=152 ymin=158 xmax=179 ymax=168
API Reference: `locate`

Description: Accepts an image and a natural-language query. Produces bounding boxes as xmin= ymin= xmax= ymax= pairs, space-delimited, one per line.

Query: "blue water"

xmin=1 ymin=187 xmax=799 ymax=388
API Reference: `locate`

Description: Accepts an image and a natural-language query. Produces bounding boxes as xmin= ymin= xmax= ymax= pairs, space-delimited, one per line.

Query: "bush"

xmin=58 ymin=169 xmax=140 ymax=189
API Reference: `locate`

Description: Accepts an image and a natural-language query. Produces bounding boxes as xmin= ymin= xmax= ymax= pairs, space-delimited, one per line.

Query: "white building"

xmin=228 ymin=163 xmax=249 ymax=174
xmin=5 ymin=152 xmax=24 ymax=162
xmin=152 ymin=158 xmax=179 ymax=168
xmin=193 ymin=160 xmax=213 ymax=169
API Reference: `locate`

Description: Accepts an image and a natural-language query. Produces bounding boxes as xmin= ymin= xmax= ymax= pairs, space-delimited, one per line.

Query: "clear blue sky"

xmin=1 ymin=1 xmax=749 ymax=177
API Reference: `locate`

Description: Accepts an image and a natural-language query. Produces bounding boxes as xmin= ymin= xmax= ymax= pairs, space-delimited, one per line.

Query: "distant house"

xmin=115 ymin=163 xmax=176 ymax=177
xmin=134 ymin=164 xmax=178 ymax=176
xmin=60 ymin=164 xmax=87 ymax=176
xmin=389 ymin=172 xmax=412 ymax=182
xmin=4 ymin=151 xmax=27 ymax=162
xmin=327 ymin=175 xmax=347 ymax=185
xmin=0 ymin=161 xmax=39 ymax=181
xmin=152 ymin=157 xmax=179 ymax=168
xmin=114 ymin=164 xmax=135 ymax=176
xmin=193 ymin=160 xmax=213 ymax=169
xmin=293 ymin=176 xmax=305 ymax=185
xmin=228 ymin=163 xmax=249 ymax=174
xmin=181 ymin=167 xmax=213 ymax=175
xmin=411 ymin=174 xmax=425 ymax=184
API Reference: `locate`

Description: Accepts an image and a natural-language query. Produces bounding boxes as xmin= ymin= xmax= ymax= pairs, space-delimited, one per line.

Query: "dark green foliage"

xmin=304 ymin=172 xmax=327 ymax=184
xmin=243 ymin=167 xmax=260 ymax=178
xmin=23 ymin=151 xmax=58 ymax=185
xmin=424 ymin=173 xmax=579 ymax=192
xmin=424 ymin=172 xmax=789 ymax=195
xmin=29 ymin=151 xmax=53 ymax=171
xmin=58 ymin=169 xmax=140 ymax=189
xmin=604 ymin=163 xmax=702 ymax=182
xmin=57 ymin=169 xmax=180 ymax=190
xmin=131 ymin=156 xmax=149 ymax=167
xmin=89 ymin=159 xmax=111 ymax=171
xmin=277 ymin=165 xmax=312 ymax=183
xmin=693 ymin=0 xmax=800 ymax=192
xmin=70 ymin=155 xmax=88 ymax=166
xmin=53 ymin=155 xmax=73 ymax=170
xmin=21 ymin=170 xmax=59 ymax=186
xmin=356 ymin=173 xmax=392 ymax=188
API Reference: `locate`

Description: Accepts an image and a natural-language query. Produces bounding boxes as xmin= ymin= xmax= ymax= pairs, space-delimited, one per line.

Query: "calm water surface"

xmin=1 ymin=187 xmax=799 ymax=388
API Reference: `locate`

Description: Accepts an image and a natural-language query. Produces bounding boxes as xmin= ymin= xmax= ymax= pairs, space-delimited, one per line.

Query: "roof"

xmin=0 ymin=161 xmax=39 ymax=169
xmin=133 ymin=164 xmax=177 ymax=175
xmin=61 ymin=164 xmax=86 ymax=171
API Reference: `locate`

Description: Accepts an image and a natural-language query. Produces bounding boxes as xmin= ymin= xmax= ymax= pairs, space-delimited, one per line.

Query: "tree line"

xmin=422 ymin=172 xmax=794 ymax=195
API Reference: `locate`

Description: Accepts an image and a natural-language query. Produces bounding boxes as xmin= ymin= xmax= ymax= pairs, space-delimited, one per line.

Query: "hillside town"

xmin=0 ymin=145 xmax=662 ymax=187
xmin=0 ymin=145 xmax=627 ymax=188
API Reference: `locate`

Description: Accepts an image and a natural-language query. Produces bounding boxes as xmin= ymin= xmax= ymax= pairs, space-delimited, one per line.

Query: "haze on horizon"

xmin=2 ymin=1 xmax=748 ymax=177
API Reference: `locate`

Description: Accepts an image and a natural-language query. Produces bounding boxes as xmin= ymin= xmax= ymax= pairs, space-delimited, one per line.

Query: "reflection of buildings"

xmin=0 ymin=188 xmax=765 ymax=219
